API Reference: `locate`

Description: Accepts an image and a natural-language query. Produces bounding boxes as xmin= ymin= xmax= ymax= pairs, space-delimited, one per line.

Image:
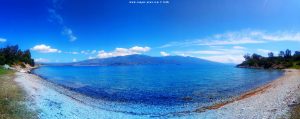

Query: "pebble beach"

xmin=14 ymin=69 xmax=300 ymax=119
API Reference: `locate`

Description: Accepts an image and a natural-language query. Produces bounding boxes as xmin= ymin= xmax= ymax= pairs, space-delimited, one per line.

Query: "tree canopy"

xmin=0 ymin=45 xmax=34 ymax=66
xmin=237 ymin=49 xmax=300 ymax=69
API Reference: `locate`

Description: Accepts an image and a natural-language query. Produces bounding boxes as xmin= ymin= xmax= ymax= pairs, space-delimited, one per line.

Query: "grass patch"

xmin=0 ymin=68 xmax=37 ymax=119
xmin=290 ymin=62 xmax=300 ymax=69
xmin=0 ymin=68 xmax=9 ymax=75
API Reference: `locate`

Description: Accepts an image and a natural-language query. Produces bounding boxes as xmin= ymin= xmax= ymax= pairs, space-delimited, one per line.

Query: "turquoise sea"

xmin=33 ymin=64 xmax=283 ymax=117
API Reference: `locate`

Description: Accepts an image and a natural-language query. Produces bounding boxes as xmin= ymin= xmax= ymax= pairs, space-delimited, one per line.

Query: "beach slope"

xmin=199 ymin=69 xmax=300 ymax=118
xmin=14 ymin=69 xmax=300 ymax=119
xmin=14 ymin=72 xmax=147 ymax=119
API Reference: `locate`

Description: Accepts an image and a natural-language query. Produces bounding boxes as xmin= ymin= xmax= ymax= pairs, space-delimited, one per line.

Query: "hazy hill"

xmin=43 ymin=55 xmax=220 ymax=66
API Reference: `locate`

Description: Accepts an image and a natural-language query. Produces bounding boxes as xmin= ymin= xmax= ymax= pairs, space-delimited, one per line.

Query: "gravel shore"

xmin=14 ymin=72 xmax=147 ymax=119
xmin=13 ymin=69 xmax=300 ymax=119
xmin=199 ymin=69 xmax=300 ymax=119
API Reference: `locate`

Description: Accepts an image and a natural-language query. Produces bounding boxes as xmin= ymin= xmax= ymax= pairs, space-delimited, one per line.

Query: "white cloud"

xmin=88 ymin=56 xmax=95 ymax=59
xmin=200 ymin=55 xmax=245 ymax=64
xmin=174 ymin=49 xmax=245 ymax=55
xmin=161 ymin=30 xmax=300 ymax=48
xmin=174 ymin=50 xmax=224 ymax=55
xmin=178 ymin=53 xmax=188 ymax=57
xmin=97 ymin=46 xmax=151 ymax=58
xmin=72 ymin=52 xmax=79 ymax=54
xmin=65 ymin=50 xmax=99 ymax=55
xmin=160 ymin=51 xmax=170 ymax=56
xmin=72 ymin=58 xmax=77 ymax=62
xmin=31 ymin=44 xmax=61 ymax=53
xmin=0 ymin=38 xmax=6 ymax=42
xmin=130 ymin=46 xmax=151 ymax=52
xmin=256 ymin=49 xmax=278 ymax=56
xmin=35 ymin=58 xmax=50 ymax=63
xmin=233 ymin=46 xmax=246 ymax=50
xmin=64 ymin=51 xmax=79 ymax=54
xmin=81 ymin=50 xmax=98 ymax=55
xmin=257 ymin=49 xmax=271 ymax=54
xmin=81 ymin=50 xmax=87 ymax=54
xmin=261 ymin=31 xmax=300 ymax=42
xmin=174 ymin=48 xmax=246 ymax=64
xmin=195 ymin=38 xmax=264 ymax=46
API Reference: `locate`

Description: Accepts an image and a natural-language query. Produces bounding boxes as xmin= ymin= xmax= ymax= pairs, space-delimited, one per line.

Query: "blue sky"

xmin=0 ymin=0 xmax=300 ymax=63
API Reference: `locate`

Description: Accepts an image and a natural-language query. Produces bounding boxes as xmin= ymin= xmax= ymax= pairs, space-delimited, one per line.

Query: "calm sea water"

xmin=33 ymin=64 xmax=283 ymax=116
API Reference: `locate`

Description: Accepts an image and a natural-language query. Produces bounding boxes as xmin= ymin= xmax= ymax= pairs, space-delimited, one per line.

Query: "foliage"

xmin=237 ymin=49 xmax=300 ymax=69
xmin=0 ymin=45 xmax=34 ymax=66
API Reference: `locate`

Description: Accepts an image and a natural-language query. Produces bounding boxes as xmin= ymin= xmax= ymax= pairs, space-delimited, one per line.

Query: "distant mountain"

xmin=43 ymin=55 xmax=220 ymax=66
xmin=73 ymin=55 xmax=219 ymax=66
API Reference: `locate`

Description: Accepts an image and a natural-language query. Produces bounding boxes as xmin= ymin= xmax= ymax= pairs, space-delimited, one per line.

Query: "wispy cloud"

xmin=80 ymin=50 xmax=97 ymax=55
xmin=174 ymin=48 xmax=246 ymax=64
xmin=160 ymin=51 xmax=170 ymax=56
xmin=88 ymin=56 xmax=95 ymax=59
xmin=31 ymin=44 xmax=61 ymax=53
xmin=49 ymin=0 xmax=77 ymax=42
xmin=261 ymin=31 xmax=300 ymax=42
xmin=64 ymin=51 xmax=79 ymax=54
xmin=97 ymin=46 xmax=151 ymax=58
xmin=35 ymin=58 xmax=50 ymax=63
xmin=256 ymin=49 xmax=278 ymax=56
xmin=72 ymin=58 xmax=77 ymax=62
xmin=200 ymin=55 xmax=245 ymax=64
xmin=0 ymin=38 xmax=7 ymax=43
xmin=233 ymin=46 xmax=246 ymax=50
xmin=174 ymin=48 xmax=245 ymax=55
xmin=257 ymin=49 xmax=272 ymax=54
xmin=64 ymin=50 xmax=98 ymax=55
xmin=161 ymin=30 xmax=300 ymax=48
xmin=63 ymin=27 xmax=77 ymax=42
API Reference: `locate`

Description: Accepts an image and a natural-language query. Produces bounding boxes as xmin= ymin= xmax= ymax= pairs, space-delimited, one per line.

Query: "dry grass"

xmin=290 ymin=104 xmax=300 ymax=119
xmin=0 ymin=68 xmax=37 ymax=119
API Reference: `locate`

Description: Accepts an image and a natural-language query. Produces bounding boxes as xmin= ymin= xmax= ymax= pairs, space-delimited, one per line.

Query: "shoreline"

xmin=14 ymin=72 xmax=150 ymax=118
xmin=196 ymin=83 xmax=272 ymax=112
xmin=197 ymin=69 xmax=300 ymax=118
xmin=13 ymin=69 xmax=300 ymax=118
xmin=196 ymin=69 xmax=284 ymax=112
xmin=0 ymin=68 xmax=37 ymax=119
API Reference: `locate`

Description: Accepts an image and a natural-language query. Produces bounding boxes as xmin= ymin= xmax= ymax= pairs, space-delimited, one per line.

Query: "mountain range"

xmin=41 ymin=55 xmax=220 ymax=66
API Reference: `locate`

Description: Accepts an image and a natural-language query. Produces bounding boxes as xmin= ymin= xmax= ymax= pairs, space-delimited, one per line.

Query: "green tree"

xmin=278 ymin=51 xmax=285 ymax=58
xmin=252 ymin=53 xmax=262 ymax=60
xmin=0 ymin=45 xmax=35 ymax=66
xmin=238 ymin=49 xmax=300 ymax=69
xmin=243 ymin=53 xmax=251 ymax=61
xmin=285 ymin=49 xmax=292 ymax=58
xmin=268 ymin=52 xmax=274 ymax=58
xmin=0 ymin=54 xmax=5 ymax=65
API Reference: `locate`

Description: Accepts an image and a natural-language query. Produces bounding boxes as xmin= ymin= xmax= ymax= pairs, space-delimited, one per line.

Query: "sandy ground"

xmin=14 ymin=69 xmax=300 ymax=119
